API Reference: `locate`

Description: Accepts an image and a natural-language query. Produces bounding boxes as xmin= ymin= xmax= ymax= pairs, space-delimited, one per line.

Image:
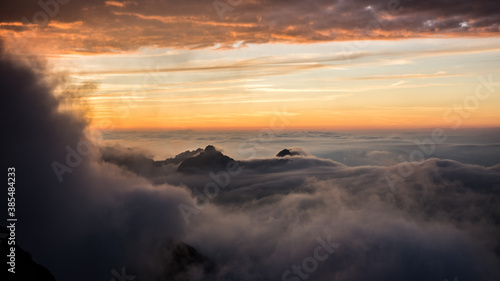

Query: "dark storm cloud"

xmin=0 ymin=40 xmax=194 ymax=280
xmin=1 ymin=0 xmax=499 ymax=52
xmin=2 ymin=35 xmax=500 ymax=280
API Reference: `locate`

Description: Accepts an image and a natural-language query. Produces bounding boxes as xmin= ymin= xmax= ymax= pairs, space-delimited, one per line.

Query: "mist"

xmin=1 ymin=39 xmax=500 ymax=281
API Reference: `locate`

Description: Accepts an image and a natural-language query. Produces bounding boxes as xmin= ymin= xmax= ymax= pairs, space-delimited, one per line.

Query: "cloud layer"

xmin=0 ymin=40 xmax=194 ymax=280
xmin=103 ymin=142 xmax=500 ymax=280
xmin=1 ymin=0 xmax=500 ymax=52
xmin=1 ymin=39 xmax=500 ymax=281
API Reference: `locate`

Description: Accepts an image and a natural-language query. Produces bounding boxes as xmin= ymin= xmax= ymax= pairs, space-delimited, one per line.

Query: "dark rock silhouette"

xmin=276 ymin=148 xmax=305 ymax=157
xmin=276 ymin=149 xmax=292 ymax=157
xmin=118 ymin=239 xmax=218 ymax=281
xmin=161 ymin=148 xmax=204 ymax=166
xmin=158 ymin=240 xmax=217 ymax=281
xmin=0 ymin=225 xmax=55 ymax=281
xmin=177 ymin=145 xmax=236 ymax=173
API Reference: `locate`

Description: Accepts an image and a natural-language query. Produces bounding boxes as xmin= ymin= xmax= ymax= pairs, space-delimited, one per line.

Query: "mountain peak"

xmin=276 ymin=148 xmax=307 ymax=157
xmin=178 ymin=145 xmax=235 ymax=173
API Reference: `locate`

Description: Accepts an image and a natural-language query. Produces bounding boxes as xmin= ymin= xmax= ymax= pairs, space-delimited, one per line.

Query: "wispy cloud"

xmin=2 ymin=0 xmax=500 ymax=52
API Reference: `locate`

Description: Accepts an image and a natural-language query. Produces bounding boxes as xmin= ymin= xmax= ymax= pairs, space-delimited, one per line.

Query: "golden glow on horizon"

xmin=16 ymin=38 xmax=497 ymax=130
xmin=84 ymin=97 xmax=497 ymax=130
xmin=55 ymin=38 xmax=499 ymax=130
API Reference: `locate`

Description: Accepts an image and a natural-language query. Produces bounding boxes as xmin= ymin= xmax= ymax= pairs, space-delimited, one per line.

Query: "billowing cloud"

xmin=101 ymin=142 xmax=500 ymax=280
xmin=1 ymin=0 xmax=499 ymax=53
xmin=0 ymin=39 xmax=194 ymax=280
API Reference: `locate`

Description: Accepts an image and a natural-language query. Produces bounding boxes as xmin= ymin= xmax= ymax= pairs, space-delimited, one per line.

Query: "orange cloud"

xmin=1 ymin=0 xmax=499 ymax=54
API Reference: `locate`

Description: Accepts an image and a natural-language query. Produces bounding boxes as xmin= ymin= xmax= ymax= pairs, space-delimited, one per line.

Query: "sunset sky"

xmin=2 ymin=0 xmax=500 ymax=129
xmin=3 ymin=2 xmax=500 ymax=281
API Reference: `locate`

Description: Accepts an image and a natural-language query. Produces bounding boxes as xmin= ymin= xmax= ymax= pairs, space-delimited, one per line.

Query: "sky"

xmin=1 ymin=0 xmax=500 ymax=129
xmin=1 ymin=50 xmax=499 ymax=279
xmin=1 ymin=1 xmax=500 ymax=281
xmin=100 ymin=128 xmax=500 ymax=166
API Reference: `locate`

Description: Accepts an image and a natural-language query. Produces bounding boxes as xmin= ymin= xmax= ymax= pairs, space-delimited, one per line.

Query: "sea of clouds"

xmin=1 ymin=40 xmax=500 ymax=281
